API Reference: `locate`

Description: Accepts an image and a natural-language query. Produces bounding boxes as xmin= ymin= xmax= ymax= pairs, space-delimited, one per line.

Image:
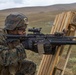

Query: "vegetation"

xmin=0 ymin=7 xmax=76 ymax=75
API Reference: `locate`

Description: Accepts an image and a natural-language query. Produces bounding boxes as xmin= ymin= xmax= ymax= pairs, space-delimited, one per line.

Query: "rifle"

xmin=3 ymin=27 xmax=76 ymax=54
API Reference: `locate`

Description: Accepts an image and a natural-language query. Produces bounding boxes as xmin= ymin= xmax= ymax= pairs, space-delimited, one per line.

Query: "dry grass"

xmin=0 ymin=9 xmax=76 ymax=75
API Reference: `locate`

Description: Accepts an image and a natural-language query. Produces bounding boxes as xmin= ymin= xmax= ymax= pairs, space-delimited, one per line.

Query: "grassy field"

xmin=0 ymin=11 xmax=76 ymax=75
xmin=27 ymin=12 xmax=76 ymax=75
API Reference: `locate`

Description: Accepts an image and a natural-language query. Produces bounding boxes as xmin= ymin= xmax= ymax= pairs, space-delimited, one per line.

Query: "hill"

xmin=0 ymin=3 xmax=76 ymax=75
xmin=0 ymin=3 xmax=76 ymax=14
xmin=0 ymin=3 xmax=76 ymax=32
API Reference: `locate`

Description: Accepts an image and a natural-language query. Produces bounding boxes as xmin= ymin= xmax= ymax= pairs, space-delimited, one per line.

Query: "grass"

xmin=0 ymin=11 xmax=76 ymax=75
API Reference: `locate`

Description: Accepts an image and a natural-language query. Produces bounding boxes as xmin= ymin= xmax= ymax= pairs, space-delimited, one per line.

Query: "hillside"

xmin=0 ymin=3 xmax=76 ymax=32
xmin=0 ymin=3 xmax=76 ymax=15
xmin=0 ymin=3 xmax=76 ymax=75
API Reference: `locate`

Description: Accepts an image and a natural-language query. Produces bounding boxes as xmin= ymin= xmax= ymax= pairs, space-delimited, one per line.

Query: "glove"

xmin=22 ymin=39 xmax=38 ymax=53
xmin=22 ymin=38 xmax=35 ymax=50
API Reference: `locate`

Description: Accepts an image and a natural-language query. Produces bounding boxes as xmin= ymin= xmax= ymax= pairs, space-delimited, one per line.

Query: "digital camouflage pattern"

xmin=4 ymin=13 xmax=29 ymax=30
xmin=0 ymin=30 xmax=36 ymax=75
xmin=0 ymin=30 xmax=26 ymax=66
xmin=0 ymin=13 xmax=36 ymax=75
xmin=0 ymin=60 xmax=36 ymax=75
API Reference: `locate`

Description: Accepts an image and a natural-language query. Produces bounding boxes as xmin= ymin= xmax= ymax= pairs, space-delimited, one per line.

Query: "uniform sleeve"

xmin=22 ymin=40 xmax=56 ymax=55
xmin=0 ymin=43 xmax=26 ymax=66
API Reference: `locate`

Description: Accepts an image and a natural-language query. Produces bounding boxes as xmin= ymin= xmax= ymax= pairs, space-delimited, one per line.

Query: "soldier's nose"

xmin=23 ymin=31 xmax=26 ymax=34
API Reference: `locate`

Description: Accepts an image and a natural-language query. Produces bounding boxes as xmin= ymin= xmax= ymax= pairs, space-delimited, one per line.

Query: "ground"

xmin=0 ymin=10 xmax=76 ymax=75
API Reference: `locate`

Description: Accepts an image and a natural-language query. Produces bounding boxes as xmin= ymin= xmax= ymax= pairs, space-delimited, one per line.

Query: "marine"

xmin=0 ymin=13 xmax=54 ymax=75
xmin=0 ymin=13 xmax=36 ymax=75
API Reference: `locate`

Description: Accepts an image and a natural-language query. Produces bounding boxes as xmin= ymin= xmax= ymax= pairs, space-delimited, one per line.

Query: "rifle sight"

xmin=28 ymin=27 xmax=42 ymax=34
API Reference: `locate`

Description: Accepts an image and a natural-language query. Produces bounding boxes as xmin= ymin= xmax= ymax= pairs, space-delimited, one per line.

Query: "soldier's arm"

xmin=22 ymin=40 xmax=56 ymax=54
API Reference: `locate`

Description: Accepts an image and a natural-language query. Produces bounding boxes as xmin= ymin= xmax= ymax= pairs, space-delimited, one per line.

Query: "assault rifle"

xmin=4 ymin=27 xmax=76 ymax=54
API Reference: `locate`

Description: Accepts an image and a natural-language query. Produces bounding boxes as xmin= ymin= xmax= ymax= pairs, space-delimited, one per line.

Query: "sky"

xmin=0 ymin=0 xmax=76 ymax=10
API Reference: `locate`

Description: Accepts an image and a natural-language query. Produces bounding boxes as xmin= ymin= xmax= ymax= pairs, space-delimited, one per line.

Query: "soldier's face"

xmin=7 ymin=27 xmax=26 ymax=35
xmin=17 ymin=27 xmax=26 ymax=35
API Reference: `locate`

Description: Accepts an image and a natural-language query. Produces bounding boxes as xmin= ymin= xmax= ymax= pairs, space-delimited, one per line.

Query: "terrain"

xmin=0 ymin=3 xmax=76 ymax=75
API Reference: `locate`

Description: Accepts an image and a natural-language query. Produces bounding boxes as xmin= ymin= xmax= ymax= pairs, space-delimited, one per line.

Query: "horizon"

xmin=0 ymin=0 xmax=76 ymax=10
xmin=0 ymin=2 xmax=76 ymax=11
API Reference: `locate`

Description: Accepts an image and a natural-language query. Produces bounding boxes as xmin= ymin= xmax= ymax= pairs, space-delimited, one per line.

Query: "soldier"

xmin=0 ymin=13 xmax=36 ymax=75
xmin=0 ymin=13 xmax=55 ymax=75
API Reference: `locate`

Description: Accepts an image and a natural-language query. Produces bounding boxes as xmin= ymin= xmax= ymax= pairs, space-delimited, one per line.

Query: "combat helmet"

xmin=4 ymin=13 xmax=29 ymax=30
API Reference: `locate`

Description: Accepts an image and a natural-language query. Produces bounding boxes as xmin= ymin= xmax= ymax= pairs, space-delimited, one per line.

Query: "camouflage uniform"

xmin=0 ymin=13 xmax=36 ymax=75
